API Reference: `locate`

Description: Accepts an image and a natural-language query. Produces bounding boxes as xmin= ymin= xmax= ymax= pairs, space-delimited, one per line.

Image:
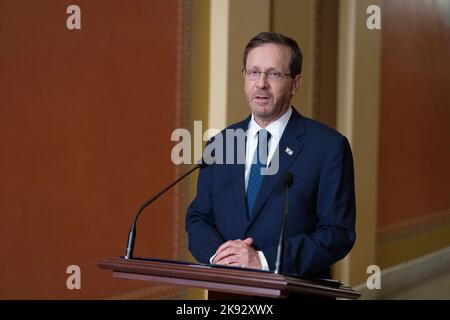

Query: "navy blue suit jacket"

xmin=185 ymin=107 xmax=356 ymax=278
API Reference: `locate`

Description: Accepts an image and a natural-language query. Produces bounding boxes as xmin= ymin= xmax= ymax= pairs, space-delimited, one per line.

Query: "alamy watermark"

xmin=170 ymin=121 xmax=279 ymax=175
xmin=65 ymin=4 xmax=380 ymax=31
xmin=366 ymin=264 xmax=381 ymax=289
xmin=66 ymin=265 xmax=81 ymax=290
xmin=366 ymin=5 xmax=381 ymax=30
xmin=66 ymin=5 xmax=81 ymax=30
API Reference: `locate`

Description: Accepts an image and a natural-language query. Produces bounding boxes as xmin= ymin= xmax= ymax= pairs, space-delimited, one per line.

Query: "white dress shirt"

xmin=245 ymin=106 xmax=292 ymax=189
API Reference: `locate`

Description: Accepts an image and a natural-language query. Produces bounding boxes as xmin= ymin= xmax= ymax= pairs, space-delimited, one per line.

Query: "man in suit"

xmin=185 ymin=32 xmax=356 ymax=279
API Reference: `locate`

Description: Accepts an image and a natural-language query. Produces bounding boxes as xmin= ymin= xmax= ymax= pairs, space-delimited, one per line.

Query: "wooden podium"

xmin=98 ymin=257 xmax=360 ymax=299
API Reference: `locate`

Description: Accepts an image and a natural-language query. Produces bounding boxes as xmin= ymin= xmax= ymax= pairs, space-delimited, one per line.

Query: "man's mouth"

xmin=254 ymin=95 xmax=270 ymax=101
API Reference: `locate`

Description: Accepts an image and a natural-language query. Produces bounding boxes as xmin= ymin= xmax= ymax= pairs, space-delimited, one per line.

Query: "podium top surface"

xmin=98 ymin=257 xmax=361 ymax=299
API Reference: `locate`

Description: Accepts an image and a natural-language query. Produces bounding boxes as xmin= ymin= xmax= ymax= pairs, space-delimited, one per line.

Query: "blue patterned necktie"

xmin=246 ymin=129 xmax=271 ymax=219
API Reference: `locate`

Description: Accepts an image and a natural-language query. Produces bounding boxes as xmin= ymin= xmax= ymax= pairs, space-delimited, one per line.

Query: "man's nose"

xmin=256 ymin=72 xmax=269 ymax=89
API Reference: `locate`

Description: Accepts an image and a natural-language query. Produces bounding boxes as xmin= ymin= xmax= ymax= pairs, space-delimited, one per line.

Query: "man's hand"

xmin=212 ymin=237 xmax=262 ymax=269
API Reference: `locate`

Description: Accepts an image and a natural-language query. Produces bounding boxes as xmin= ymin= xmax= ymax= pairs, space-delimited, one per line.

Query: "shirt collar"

xmin=248 ymin=106 xmax=292 ymax=142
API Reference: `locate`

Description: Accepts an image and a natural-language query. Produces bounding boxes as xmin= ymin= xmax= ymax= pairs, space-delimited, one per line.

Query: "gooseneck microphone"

xmin=274 ymin=171 xmax=293 ymax=274
xmin=124 ymin=163 xmax=207 ymax=259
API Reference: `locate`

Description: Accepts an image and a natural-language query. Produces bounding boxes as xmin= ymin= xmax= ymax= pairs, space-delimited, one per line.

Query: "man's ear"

xmin=291 ymin=74 xmax=303 ymax=95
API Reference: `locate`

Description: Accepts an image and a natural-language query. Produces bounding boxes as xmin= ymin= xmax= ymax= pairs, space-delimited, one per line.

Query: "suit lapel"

xmin=246 ymin=108 xmax=306 ymax=228
xmin=228 ymin=117 xmax=250 ymax=227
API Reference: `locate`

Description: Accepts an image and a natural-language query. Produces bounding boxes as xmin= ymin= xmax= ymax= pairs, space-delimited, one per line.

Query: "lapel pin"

xmin=285 ymin=147 xmax=293 ymax=156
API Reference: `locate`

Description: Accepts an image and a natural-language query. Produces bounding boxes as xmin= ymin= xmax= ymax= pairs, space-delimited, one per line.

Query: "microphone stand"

xmin=274 ymin=172 xmax=293 ymax=274
xmin=124 ymin=164 xmax=204 ymax=259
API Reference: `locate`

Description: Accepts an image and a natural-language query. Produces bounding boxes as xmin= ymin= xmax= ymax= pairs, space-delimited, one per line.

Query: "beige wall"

xmin=272 ymin=0 xmax=316 ymax=119
xmin=335 ymin=0 xmax=381 ymax=285
xmin=207 ymin=0 xmax=320 ymax=127
xmin=227 ymin=0 xmax=271 ymax=124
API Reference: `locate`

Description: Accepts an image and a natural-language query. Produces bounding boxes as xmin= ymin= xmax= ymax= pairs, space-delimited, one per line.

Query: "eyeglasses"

xmin=242 ymin=68 xmax=292 ymax=82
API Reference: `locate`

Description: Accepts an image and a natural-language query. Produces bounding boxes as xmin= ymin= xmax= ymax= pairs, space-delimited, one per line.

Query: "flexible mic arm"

xmin=124 ymin=163 xmax=206 ymax=259
xmin=274 ymin=171 xmax=293 ymax=274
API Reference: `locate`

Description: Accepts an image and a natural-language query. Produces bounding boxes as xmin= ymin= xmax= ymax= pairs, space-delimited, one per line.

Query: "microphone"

xmin=274 ymin=171 xmax=293 ymax=274
xmin=124 ymin=162 xmax=208 ymax=259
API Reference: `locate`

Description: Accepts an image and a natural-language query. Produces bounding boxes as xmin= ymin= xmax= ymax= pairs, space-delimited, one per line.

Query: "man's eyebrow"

xmin=247 ymin=67 xmax=280 ymax=72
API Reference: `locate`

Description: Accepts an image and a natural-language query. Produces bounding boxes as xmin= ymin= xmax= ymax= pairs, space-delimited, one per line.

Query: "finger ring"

xmin=226 ymin=260 xmax=229 ymax=266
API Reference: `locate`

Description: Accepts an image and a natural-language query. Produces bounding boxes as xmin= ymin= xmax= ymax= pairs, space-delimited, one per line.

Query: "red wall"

xmin=0 ymin=1 xmax=187 ymax=298
xmin=378 ymin=0 xmax=450 ymax=228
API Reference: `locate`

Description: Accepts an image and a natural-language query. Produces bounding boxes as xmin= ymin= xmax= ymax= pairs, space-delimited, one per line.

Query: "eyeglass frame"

xmin=242 ymin=67 xmax=293 ymax=82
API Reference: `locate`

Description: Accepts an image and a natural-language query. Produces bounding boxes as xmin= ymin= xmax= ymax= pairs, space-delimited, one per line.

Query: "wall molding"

xmin=355 ymin=245 xmax=450 ymax=299
xmin=378 ymin=209 xmax=450 ymax=244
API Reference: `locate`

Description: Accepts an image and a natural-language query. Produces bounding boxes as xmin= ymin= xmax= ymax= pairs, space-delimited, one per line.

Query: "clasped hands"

xmin=212 ymin=237 xmax=262 ymax=269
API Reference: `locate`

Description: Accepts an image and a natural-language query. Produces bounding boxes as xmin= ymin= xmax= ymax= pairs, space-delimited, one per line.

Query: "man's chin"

xmin=251 ymin=105 xmax=274 ymax=118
